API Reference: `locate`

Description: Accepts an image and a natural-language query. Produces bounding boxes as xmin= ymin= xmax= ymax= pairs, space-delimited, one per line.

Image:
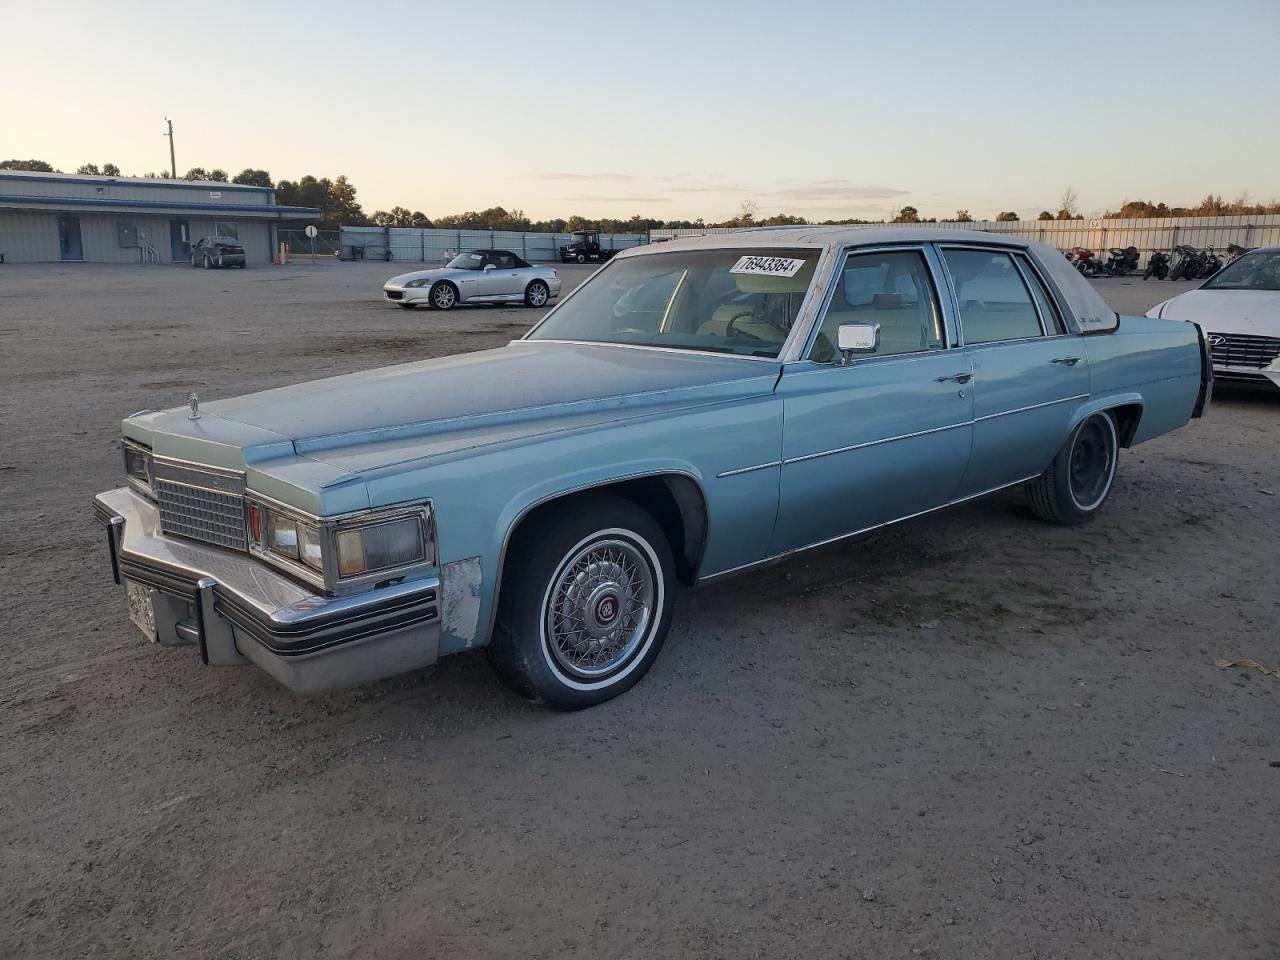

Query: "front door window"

xmin=809 ymin=250 xmax=945 ymax=362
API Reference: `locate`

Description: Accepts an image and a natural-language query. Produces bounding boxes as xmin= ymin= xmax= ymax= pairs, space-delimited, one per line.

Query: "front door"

xmin=169 ymin=220 xmax=190 ymax=262
xmin=479 ymin=251 xmax=523 ymax=298
xmin=938 ymin=246 xmax=1091 ymax=496
xmin=58 ymin=216 xmax=83 ymax=261
xmin=771 ymin=247 xmax=974 ymax=554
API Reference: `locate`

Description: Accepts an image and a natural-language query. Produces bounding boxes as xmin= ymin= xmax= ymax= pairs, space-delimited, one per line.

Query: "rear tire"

xmin=487 ymin=494 xmax=676 ymax=709
xmin=1025 ymin=412 xmax=1119 ymax=525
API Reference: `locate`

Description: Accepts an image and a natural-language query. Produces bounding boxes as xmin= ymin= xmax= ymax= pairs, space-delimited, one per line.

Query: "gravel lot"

xmin=2 ymin=261 xmax=1277 ymax=959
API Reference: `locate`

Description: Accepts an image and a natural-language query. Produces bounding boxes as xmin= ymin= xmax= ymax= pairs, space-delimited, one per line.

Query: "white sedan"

xmin=382 ymin=249 xmax=561 ymax=311
xmin=1148 ymin=246 xmax=1280 ymax=391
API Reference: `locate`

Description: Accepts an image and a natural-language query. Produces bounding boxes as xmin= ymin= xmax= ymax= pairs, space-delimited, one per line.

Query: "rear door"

xmin=938 ymin=245 xmax=1090 ymax=497
xmin=771 ymin=246 xmax=974 ymax=553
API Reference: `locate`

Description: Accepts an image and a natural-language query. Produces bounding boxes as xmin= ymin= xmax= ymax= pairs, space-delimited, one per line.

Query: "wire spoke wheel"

xmin=544 ymin=538 xmax=655 ymax=681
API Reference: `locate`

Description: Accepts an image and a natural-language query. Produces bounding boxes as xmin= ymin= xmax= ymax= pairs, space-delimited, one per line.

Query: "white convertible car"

xmin=383 ymin=249 xmax=561 ymax=311
xmin=1148 ymin=247 xmax=1280 ymax=390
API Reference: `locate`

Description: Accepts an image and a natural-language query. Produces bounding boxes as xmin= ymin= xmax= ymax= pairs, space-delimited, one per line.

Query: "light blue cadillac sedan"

xmin=94 ymin=228 xmax=1212 ymax=708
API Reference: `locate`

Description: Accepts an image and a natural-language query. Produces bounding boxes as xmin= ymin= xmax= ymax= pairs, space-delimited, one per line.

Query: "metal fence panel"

xmin=650 ymin=215 xmax=1280 ymax=267
xmin=337 ymin=226 xmax=650 ymax=263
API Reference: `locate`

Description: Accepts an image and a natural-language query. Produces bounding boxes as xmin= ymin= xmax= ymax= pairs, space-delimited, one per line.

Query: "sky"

xmin=3 ymin=0 xmax=1278 ymax=223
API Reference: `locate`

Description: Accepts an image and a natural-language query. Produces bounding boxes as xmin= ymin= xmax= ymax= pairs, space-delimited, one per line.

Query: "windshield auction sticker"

xmin=730 ymin=255 xmax=807 ymax=278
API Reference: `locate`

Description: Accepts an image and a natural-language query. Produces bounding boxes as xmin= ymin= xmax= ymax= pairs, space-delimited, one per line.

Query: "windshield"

xmin=527 ymin=247 xmax=819 ymax=358
xmin=1203 ymin=251 xmax=1280 ymax=291
xmin=447 ymin=251 xmax=486 ymax=271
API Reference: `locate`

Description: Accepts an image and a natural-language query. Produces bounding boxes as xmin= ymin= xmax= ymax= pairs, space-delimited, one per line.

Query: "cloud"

xmin=667 ymin=183 xmax=746 ymax=194
xmin=767 ymin=182 xmax=909 ymax=202
xmin=561 ymin=195 xmax=669 ymax=203
xmin=532 ymin=171 xmax=633 ymax=182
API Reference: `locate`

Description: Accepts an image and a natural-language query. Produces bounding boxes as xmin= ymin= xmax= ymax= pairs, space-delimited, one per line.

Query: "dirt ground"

xmin=1 ymin=261 xmax=1277 ymax=959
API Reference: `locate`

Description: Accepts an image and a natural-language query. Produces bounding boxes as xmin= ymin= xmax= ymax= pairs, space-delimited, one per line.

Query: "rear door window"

xmin=943 ymin=249 xmax=1043 ymax=344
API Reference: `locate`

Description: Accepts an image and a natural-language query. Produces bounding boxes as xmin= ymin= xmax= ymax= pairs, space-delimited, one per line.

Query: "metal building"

xmin=0 ymin=171 xmax=319 ymax=265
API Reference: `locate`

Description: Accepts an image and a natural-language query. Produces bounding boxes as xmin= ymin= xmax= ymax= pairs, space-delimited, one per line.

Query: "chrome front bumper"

xmin=93 ymin=487 xmax=441 ymax=694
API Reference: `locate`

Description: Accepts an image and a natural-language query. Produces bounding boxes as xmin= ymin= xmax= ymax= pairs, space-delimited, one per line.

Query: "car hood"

xmin=385 ymin=267 xmax=471 ymax=286
xmin=123 ymin=341 xmax=780 ymax=512
xmin=1158 ymin=289 xmax=1280 ymax=335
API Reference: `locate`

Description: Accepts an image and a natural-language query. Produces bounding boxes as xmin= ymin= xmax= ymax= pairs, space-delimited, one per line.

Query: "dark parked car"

xmin=191 ymin=236 xmax=246 ymax=269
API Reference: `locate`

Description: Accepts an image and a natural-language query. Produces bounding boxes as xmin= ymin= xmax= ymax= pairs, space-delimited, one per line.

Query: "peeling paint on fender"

xmin=440 ymin=556 xmax=483 ymax=648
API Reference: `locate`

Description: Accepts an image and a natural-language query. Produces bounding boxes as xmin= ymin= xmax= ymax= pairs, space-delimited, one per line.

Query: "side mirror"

xmin=837 ymin=323 xmax=880 ymax=364
xmin=483 ymin=263 xmax=496 ymax=272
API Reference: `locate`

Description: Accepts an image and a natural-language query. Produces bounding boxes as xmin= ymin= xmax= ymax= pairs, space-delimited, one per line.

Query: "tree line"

xmin=3 ymin=160 xmax=1277 ymax=228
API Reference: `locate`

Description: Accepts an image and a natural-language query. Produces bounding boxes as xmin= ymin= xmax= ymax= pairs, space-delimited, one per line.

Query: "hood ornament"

xmin=187 ymin=391 xmax=200 ymax=420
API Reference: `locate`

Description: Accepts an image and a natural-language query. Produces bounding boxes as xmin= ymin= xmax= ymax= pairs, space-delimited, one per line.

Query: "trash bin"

xmin=350 ymin=246 xmax=365 ymax=261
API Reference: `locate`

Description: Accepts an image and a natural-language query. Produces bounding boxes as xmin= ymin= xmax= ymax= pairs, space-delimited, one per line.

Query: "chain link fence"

xmin=277 ymin=228 xmax=341 ymax=258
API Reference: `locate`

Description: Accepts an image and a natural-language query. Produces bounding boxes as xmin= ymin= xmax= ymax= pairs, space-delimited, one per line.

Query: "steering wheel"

xmin=725 ymin=313 xmax=763 ymax=340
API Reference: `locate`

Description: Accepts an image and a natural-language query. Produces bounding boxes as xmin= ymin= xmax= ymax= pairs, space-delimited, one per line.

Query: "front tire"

xmin=1025 ymin=412 xmax=1119 ymax=524
xmin=487 ymin=495 xmax=676 ymax=709
xmin=525 ymin=280 xmax=549 ymax=307
xmin=430 ymin=282 xmax=458 ymax=310
xmin=202 ymin=255 xmax=211 ymax=269
xmin=575 ymin=252 xmax=587 ymax=264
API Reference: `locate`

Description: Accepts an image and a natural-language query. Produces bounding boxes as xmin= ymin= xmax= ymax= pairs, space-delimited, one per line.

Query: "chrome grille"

xmin=1208 ymin=332 xmax=1280 ymax=369
xmin=153 ymin=460 xmax=247 ymax=551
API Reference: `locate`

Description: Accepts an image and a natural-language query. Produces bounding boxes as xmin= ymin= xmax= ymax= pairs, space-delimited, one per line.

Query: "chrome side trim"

xmin=698 ymin=473 xmax=1042 ymax=584
xmin=715 ymin=461 xmax=782 ymax=478
xmin=973 ymin=394 xmax=1089 ymax=423
xmin=783 ymin=393 xmax=1090 ymax=468
xmin=783 ymin=420 xmax=971 ymax=466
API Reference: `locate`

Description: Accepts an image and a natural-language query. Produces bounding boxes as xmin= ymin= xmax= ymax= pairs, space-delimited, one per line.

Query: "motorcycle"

xmin=1067 ymin=246 xmax=1107 ymax=277
xmin=1143 ymin=251 xmax=1169 ymax=280
xmin=1198 ymin=246 xmax=1222 ymax=279
xmin=1104 ymin=246 xmax=1140 ymax=276
xmin=1168 ymin=244 xmax=1202 ymax=281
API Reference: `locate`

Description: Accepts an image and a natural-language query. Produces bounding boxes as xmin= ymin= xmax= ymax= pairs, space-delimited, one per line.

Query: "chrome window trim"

xmin=1013 ymin=252 xmax=1069 ymax=336
xmin=935 ymin=243 xmax=1050 ymax=347
xmin=798 ymin=243 xmax=953 ymax=364
xmin=520 ymin=339 xmax=782 ymax=363
xmin=523 ymin=245 xmax=830 ymax=364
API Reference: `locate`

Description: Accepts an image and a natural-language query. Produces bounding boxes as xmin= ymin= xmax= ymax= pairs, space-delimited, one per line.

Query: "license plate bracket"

xmin=126 ymin=581 xmax=157 ymax=641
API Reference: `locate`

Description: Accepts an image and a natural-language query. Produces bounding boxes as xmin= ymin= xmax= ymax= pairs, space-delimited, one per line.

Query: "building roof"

xmin=0 ymin=169 xmax=274 ymax=193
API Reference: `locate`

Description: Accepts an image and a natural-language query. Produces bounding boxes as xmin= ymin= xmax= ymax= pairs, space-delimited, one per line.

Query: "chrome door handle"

xmin=1052 ymin=356 xmax=1081 ymax=366
xmin=936 ymin=372 xmax=973 ymax=384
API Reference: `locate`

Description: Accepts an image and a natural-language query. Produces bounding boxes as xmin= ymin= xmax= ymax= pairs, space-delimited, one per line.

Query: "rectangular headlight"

xmin=335 ymin=516 xmax=425 ymax=577
xmin=122 ymin=439 xmax=153 ymax=493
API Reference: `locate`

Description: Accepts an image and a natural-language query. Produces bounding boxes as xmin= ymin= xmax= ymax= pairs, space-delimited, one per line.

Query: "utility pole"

xmin=163 ymin=118 xmax=176 ymax=179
